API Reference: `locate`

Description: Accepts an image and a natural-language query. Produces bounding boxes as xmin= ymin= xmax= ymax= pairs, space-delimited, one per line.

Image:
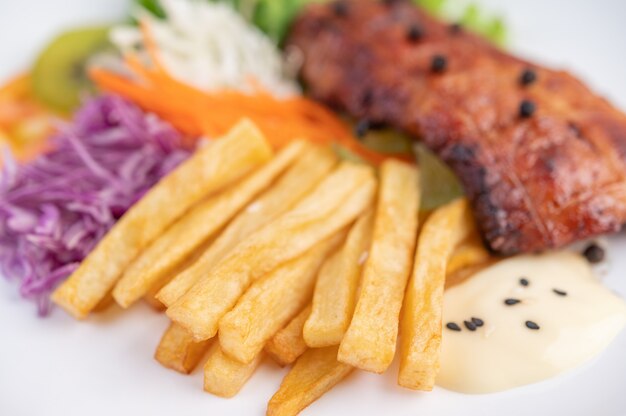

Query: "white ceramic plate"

xmin=2 ymin=1 xmax=626 ymax=415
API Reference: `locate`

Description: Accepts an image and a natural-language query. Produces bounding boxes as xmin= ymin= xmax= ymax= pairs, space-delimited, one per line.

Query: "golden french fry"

xmin=92 ymin=292 xmax=114 ymax=313
xmin=265 ymin=305 xmax=311 ymax=366
xmin=446 ymin=225 xmax=491 ymax=277
xmin=52 ymin=120 xmax=272 ymax=319
xmin=338 ymin=160 xmax=420 ymax=373
xmin=154 ymin=322 xmax=213 ymax=374
xmin=143 ymin=287 xmax=166 ymax=311
xmin=112 ymin=141 xmax=306 ymax=308
xmin=219 ymin=233 xmax=344 ymax=364
xmin=445 ymin=260 xmax=496 ymax=290
xmin=267 ymin=346 xmax=353 ymax=416
xmin=203 ymin=345 xmax=263 ymax=398
xmin=398 ymin=198 xmax=473 ymax=391
xmin=157 ymin=146 xmax=337 ymax=307
xmin=144 ymin=273 xmax=188 ymax=312
xmin=143 ymin=245 xmax=210 ymax=311
xmin=303 ymin=211 xmax=374 ymax=348
xmin=167 ymin=162 xmax=376 ymax=341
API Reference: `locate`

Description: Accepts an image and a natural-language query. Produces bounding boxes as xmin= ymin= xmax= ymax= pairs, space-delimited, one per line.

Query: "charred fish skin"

xmin=288 ymin=0 xmax=626 ymax=254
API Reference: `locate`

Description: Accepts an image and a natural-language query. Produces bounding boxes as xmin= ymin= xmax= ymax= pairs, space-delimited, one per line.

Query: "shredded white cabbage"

xmin=110 ymin=0 xmax=300 ymax=98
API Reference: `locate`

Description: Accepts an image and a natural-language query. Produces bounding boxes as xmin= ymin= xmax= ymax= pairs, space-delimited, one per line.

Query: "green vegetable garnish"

xmin=135 ymin=0 xmax=166 ymax=18
xmin=339 ymin=126 xmax=464 ymax=211
xmin=414 ymin=0 xmax=507 ymax=46
xmin=460 ymin=4 xmax=507 ymax=46
xmin=253 ymin=0 xmax=327 ymax=44
xmin=359 ymin=129 xmax=414 ymax=155
xmin=415 ymin=0 xmax=447 ymax=15
xmin=415 ymin=144 xmax=464 ymax=211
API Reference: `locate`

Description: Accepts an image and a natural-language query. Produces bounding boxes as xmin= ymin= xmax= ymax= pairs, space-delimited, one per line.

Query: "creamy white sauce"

xmin=437 ymin=252 xmax=626 ymax=394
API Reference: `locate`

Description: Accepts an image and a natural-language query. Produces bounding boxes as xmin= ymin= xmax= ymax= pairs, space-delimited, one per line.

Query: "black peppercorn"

xmin=431 ymin=55 xmax=447 ymax=73
xmin=583 ymin=243 xmax=605 ymax=264
xmin=332 ymin=1 xmax=348 ymax=17
xmin=519 ymin=100 xmax=536 ymax=118
xmin=406 ymin=24 xmax=424 ymax=42
xmin=520 ymin=68 xmax=537 ymax=86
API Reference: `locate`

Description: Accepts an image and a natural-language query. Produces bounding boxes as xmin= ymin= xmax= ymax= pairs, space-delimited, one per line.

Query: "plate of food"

xmin=1 ymin=0 xmax=626 ymax=415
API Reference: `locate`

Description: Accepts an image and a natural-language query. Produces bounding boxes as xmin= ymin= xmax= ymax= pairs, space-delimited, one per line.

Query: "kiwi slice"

xmin=32 ymin=26 xmax=111 ymax=113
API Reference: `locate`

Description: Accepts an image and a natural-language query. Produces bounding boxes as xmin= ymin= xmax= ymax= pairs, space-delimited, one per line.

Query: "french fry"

xmin=203 ymin=345 xmax=263 ymax=398
xmin=157 ymin=146 xmax=337 ymax=307
xmin=398 ymin=198 xmax=473 ymax=390
xmin=446 ymin=225 xmax=491 ymax=277
xmin=267 ymin=346 xmax=353 ymax=416
xmin=112 ymin=140 xmax=306 ymax=308
xmin=445 ymin=260 xmax=496 ymax=290
xmin=92 ymin=292 xmax=114 ymax=313
xmin=167 ymin=162 xmax=376 ymax=341
xmin=265 ymin=305 xmax=311 ymax=366
xmin=154 ymin=322 xmax=213 ymax=374
xmin=338 ymin=160 xmax=420 ymax=373
xmin=143 ymin=286 xmax=166 ymax=311
xmin=143 ymin=264 xmax=193 ymax=312
xmin=303 ymin=210 xmax=374 ymax=348
xmin=219 ymin=233 xmax=344 ymax=364
xmin=52 ymin=120 xmax=272 ymax=318
xmin=143 ymin=245 xmax=210 ymax=311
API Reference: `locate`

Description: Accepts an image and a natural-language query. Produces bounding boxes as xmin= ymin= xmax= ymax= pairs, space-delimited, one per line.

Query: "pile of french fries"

xmin=52 ymin=120 xmax=490 ymax=415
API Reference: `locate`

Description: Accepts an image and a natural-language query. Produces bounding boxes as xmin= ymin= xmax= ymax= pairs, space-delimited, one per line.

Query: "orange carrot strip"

xmin=92 ymin=55 xmax=412 ymax=164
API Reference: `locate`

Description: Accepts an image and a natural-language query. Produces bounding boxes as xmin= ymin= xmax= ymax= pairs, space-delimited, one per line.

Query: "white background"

xmin=1 ymin=1 xmax=626 ymax=415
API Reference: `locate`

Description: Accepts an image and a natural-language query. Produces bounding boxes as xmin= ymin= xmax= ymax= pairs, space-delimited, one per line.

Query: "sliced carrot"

xmin=91 ymin=48 xmax=412 ymax=165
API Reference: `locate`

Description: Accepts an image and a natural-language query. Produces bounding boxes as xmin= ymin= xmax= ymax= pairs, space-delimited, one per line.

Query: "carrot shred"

xmin=90 ymin=25 xmax=412 ymax=165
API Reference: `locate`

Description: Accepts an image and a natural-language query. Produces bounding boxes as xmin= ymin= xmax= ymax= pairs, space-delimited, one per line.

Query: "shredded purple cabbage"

xmin=0 ymin=95 xmax=191 ymax=316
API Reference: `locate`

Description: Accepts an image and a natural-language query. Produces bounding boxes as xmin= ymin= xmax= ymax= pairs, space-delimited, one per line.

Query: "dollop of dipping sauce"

xmin=437 ymin=252 xmax=626 ymax=394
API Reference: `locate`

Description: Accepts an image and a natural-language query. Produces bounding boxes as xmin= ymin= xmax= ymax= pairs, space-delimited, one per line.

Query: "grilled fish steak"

xmin=288 ymin=0 xmax=626 ymax=254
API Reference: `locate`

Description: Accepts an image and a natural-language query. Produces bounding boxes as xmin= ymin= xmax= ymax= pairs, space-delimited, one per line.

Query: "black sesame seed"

xmin=464 ymin=320 xmax=477 ymax=331
xmin=525 ymin=320 xmax=540 ymax=330
xmin=471 ymin=317 xmax=484 ymax=327
xmin=431 ymin=55 xmax=447 ymax=73
xmin=449 ymin=23 xmax=462 ymax=34
xmin=583 ymin=243 xmax=605 ymax=264
xmin=553 ymin=288 xmax=568 ymax=296
xmin=406 ymin=24 xmax=424 ymax=42
xmin=446 ymin=322 xmax=462 ymax=331
xmin=520 ymin=68 xmax=537 ymax=86
xmin=504 ymin=298 xmax=521 ymax=306
xmin=519 ymin=277 xmax=530 ymax=287
xmin=332 ymin=1 xmax=348 ymax=17
xmin=519 ymin=100 xmax=536 ymax=118
xmin=354 ymin=119 xmax=370 ymax=138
